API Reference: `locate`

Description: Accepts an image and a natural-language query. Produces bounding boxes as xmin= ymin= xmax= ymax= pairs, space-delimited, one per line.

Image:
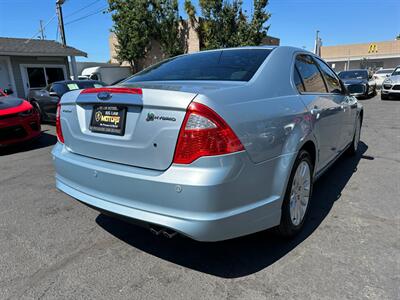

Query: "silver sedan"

xmin=52 ymin=46 xmax=363 ymax=241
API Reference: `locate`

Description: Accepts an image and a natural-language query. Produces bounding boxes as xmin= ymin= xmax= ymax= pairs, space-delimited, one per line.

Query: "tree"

xmin=109 ymin=0 xmax=155 ymax=72
xmin=109 ymin=0 xmax=183 ymax=72
xmin=184 ymin=0 xmax=271 ymax=50
xmin=396 ymin=34 xmax=400 ymax=40
xmin=153 ymin=0 xmax=184 ymax=57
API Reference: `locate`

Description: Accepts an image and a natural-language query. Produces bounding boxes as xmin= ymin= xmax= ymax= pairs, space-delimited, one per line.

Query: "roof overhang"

xmin=0 ymin=51 xmax=87 ymax=57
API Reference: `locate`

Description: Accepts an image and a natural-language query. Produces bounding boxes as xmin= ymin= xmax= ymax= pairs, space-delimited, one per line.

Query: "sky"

xmin=0 ymin=0 xmax=399 ymax=62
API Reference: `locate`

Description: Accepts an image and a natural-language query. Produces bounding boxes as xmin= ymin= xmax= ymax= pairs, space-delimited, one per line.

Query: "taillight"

xmin=173 ymin=102 xmax=244 ymax=164
xmin=56 ymin=103 xmax=64 ymax=144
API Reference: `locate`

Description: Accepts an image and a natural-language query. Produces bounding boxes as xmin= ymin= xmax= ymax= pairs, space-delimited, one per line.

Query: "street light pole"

xmin=56 ymin=0 xmax=67 ymax=47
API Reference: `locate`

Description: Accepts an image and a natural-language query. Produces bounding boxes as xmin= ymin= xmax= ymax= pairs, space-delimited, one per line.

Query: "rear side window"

xmin=293 ymin=66 xmax=305 ymax=92
xmin=124 ymin=49 xmax=272 ymax=82
xmin=295 ymin=55 xmax=327 ymax=93
xmin=315 ymin=58 xmax=342 ymax=94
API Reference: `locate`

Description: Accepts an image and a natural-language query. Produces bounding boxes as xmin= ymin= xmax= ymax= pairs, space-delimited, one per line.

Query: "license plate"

xmin=89 ymin=105 xmax=127 ymax=136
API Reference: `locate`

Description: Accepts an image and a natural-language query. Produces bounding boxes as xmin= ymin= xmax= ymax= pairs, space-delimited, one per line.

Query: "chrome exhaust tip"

xmin=149 ymin=226 xmax=177 ymax=238
xmin=162 ymin=229 xmax=177 ymax=239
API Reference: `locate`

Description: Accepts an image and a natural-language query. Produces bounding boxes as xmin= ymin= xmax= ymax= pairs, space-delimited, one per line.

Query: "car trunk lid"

xmin=60 ymin=87 xmax=197 ymax=170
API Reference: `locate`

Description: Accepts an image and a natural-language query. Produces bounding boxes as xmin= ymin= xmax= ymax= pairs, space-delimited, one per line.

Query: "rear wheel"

xmin=347 ymin=116 xmax=361 ymax=156
xmin=31 ymin=100 xmax=42 ymax=121
xmin=278 ymin=150 xmax=314 ymax=237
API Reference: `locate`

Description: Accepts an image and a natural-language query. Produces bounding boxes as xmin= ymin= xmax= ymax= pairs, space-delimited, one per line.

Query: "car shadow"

xmin=0 ymin=130 xmax=57 ymax=156
xmin=95 ymin=142 xmax=368 ymax=278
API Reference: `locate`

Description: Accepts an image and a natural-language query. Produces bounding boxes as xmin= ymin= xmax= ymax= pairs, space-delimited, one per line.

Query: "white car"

xmin=373 ymin=68 xmax=394 ymax=88
xmin=381 ymin=66 xmax=400 ymax=100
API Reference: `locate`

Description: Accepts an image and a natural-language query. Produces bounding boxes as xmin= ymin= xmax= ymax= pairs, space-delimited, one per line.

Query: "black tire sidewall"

xmin=279 ymin=150 xmax=314 ymax=237
xmin=347 ymin=116 xmax=361 ymax=156
xmin=31 ymin=100 xmax=42 ymax=120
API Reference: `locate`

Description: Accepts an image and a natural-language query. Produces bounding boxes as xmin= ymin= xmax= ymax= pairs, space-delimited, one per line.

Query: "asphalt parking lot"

xmin=0 ymin=94 xmax=399 ymax=299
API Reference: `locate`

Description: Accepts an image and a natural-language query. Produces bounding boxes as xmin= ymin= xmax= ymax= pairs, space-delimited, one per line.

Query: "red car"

xmin=0 ymin=89 xmax=41 ymax=147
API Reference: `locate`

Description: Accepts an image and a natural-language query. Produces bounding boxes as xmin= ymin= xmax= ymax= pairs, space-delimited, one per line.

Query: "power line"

xmin=64 ymin=0 xmax=101 ymax=19
xmin=25 ymin=14 xmax=57 ymax=43
xmin=65 ymin=6 xmax=108 ymax=26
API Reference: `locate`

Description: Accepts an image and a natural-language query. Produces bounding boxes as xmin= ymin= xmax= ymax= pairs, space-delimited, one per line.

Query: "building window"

xmin=46 ymin=67 xmax=65 ymax=84
xmin=27 ymin=67 xmax=46 ymax=88
xmin=26 ymin=66 xmax=65 ymax=89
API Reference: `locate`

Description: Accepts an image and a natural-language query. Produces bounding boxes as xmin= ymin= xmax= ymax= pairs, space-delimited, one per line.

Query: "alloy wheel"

xmin=289 ymin=160 xmax=311 ymax=226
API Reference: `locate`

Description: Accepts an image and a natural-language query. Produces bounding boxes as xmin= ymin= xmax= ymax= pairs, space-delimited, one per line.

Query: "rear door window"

xmin=295 ymin=54 xmax=327 ymax=93
xmin=314 ymin=58 xmax=343 ymax=94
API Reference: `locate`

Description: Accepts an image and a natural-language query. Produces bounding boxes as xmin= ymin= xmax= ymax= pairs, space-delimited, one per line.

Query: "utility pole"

xmin=55 ymin=0 xmax=78 ymax=80
xmin=39 ymin=20 xmax=46 ymax=40
xmin=56 ymin=0 xmax=67 ymax=46
xmin=314 ymin=30 xmax=321 ymax=56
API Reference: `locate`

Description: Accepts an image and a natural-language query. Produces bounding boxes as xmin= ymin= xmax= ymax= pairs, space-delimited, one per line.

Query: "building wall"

xmin=328 ymin=57 xmax=400 ymax=72
xmin=321 ymin=40 xmax=400 ymax=72
xmin=10 ymin=56 xmax=69 ymax=98
xmin=321 ymin=40 xmax=400 ymax=60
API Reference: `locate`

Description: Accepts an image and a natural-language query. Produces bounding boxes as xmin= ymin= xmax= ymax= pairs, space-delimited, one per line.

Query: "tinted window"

xmin=124 ymin=49 xmax=272 ymax=82
xmin=27 ymin=67 xmax=46 ymax=88
xmin=51 ymin=83 xmax=69 ymax=96
xmin=76 ymin=81 xmax=106 ymax=89
xmin=295 ymin=55 xmax=327 ymax=93
xmin=338 ymin=70 xmax=368 ymax=80
xmin=392 ymin=67 xmax=400 ymax=76
xmin=45 ymin=68 xmax=65 ymax=84
xmin=315 ymin=58 xmax=342 ymax=93
xmin=293 ymin=66 xmax=305 ymax=92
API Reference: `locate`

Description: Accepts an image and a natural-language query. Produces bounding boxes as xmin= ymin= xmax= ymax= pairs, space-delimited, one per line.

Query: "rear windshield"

xmin=124 ymin=49 xmax=272 ymax=83
xmin=392 ymin=68 xmax=400 ymax=76
xmin=338 ymin=70 xmax=368 ymax=80
xmin=375 ymin=69 xmax=394 ymax=74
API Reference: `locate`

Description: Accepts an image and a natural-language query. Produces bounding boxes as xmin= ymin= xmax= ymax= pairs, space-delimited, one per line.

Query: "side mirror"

xmin=3 ymin=88 xmax=13 ymax=95
xmin=49 ymin=91 xmax=60 ymax=98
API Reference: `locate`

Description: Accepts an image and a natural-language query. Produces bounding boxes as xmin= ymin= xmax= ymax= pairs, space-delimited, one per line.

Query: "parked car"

xmin=52 ymin=47 xmax=363 ymax=241
xmin=80 ymin=66 xmax=132 ymax=85
xmin=381 ymin=66 xmax=400 ymax=100
xmin=338 ymin=69 xmax=376 ymax=98
xmin=373 ymin=68 xmax=394 ymax=88
xmin=28 ymin=80 xmax=106 ymax=122
xmin=0 ymin=89 xmax=41 ymax=147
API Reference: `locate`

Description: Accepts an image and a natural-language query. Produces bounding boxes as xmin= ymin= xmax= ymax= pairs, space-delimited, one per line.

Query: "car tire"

xmin=381 ymin=93 xmax=388 ymax=100
xmin=277 ymin=150 xmax=314 ymax=237
xmin=30 ymin=100 xmax=42 ymax=121
xmin=347 ymin=116 xmax=361 ymax=156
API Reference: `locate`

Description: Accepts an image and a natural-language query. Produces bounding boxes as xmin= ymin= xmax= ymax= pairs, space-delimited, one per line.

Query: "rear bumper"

xmin=52 ymin=143 xmax=287 ymax=241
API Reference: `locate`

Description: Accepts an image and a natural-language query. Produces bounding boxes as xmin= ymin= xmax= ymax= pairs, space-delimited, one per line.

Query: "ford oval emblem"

xmin=97 ymin=91 xmax=112 ymax=101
